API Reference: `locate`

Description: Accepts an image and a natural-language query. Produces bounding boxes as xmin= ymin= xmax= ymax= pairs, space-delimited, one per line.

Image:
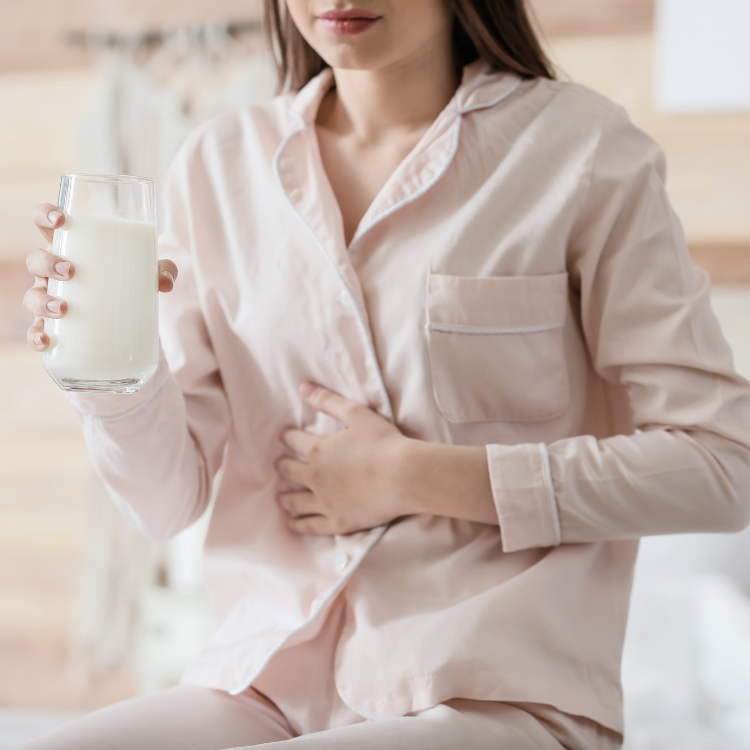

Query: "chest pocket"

xmin=425 ymin=272 xmax=570 ymax=423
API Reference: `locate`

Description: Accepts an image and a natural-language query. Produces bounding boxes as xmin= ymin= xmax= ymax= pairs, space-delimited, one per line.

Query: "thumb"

xmin=300 ymin=383 xmax=365 ymax=426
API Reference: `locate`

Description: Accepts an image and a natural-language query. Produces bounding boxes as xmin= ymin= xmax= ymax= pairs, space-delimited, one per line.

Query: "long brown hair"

xmin=264 ymin=0 xmax=555 ymax=93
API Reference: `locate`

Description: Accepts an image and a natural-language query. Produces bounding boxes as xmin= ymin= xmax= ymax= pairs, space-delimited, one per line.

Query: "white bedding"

xmin=623 ymin=527 xmax=750 ymax=749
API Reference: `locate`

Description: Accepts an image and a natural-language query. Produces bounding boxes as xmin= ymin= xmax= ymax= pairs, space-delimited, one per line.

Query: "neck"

xmin=319 ymin=40 xmax=460 ymax=142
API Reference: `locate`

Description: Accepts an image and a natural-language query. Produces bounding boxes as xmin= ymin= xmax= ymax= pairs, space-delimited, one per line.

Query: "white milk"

xmin=42 ymin=215 xmax=159 ymax=391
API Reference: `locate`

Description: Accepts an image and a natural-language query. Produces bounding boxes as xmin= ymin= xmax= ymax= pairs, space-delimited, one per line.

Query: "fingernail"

xmin=47 ymin=210 xmax=62 ymax=226
xmin=33 ymin=334 xmax=43 ymax=347
xmin=54 ymin=261 xmax=70 ymax=277
xmin=164 ymin=271 xmax=175 ymax=285
xmin=299 ymin=383 xmax=316 ymax=399
xmin=46 ymin=299 xmax=61 ymax=314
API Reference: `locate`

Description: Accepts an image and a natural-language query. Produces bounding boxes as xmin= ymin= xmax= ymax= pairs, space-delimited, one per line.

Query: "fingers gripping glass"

xmin=42 ymin=174 xmax=159 ymax=394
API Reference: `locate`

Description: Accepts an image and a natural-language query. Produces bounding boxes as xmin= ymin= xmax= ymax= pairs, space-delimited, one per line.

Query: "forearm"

xmin=480 ymin=427 xmax=750 ymax=553
xmin=69 ymin=352 xmax=221 ymax=540
xmin=397 ymin=438 xmax=498 ymax=526
xmin=548 ymin=428 xmax=750 ymax=543
xmin=395 ymin=423 xmax=750 ymax=546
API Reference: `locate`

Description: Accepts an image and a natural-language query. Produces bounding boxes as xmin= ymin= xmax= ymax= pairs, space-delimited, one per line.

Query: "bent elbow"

xmin=709 ymin=439 xmax=750 ymax=533
xmin=679 ymin=430 xmax=750 ymax=535
xmin=106 ymin=484 xmax=209 ymax=542
xmin=719 ymin=488 xmax=750 ymax=533
xmin=147 ymin=494 xmax=210 ymax=542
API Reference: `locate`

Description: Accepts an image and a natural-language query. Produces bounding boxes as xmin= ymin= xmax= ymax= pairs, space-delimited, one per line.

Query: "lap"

xmin=19 ymin=688 xmax=563 ymax=750
xmin=17 ymin=684 xmax=294 ymax=750
xmin=246 ymin=699 xmax=565 ymax=750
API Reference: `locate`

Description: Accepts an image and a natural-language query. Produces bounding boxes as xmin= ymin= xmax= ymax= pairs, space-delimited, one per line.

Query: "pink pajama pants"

xmin=21 ymin=595 xmax=619 ymax=750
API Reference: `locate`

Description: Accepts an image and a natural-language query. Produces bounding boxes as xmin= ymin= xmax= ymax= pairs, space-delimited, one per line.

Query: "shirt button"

xmin=334 ymin=552 xmax=350 ymax=573
xmin=339 ymin=290 xmax=355 ymax=309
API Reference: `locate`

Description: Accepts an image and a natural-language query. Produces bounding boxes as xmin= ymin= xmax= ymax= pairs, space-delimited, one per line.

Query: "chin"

xmin=316 ymin=43 xmax=396 ymax=72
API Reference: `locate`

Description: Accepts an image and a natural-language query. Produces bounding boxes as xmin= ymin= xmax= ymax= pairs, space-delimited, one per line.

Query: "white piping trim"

xmin=286 ymin=69 xmax=333 ymax=126
xmin=274 ymin=75 xmax=524 ymax=420
xmin=228 ymin=71 xmax=529 ymax=703
xmin=229 ymin=523 xmax=390 ymax=695
xmin=272 ymin=128 xmax=394 ymax=423
xmin=288 ymin=108 xmax=306 ymax=127
xmin=351 ymin=113 xmax=463 ymax=244
xmin=457 ymin=75 xmax=523 ymax=114
xmin=66 ymin=371 xmax=171 ymax=421
xmin=424 ymin=321 xmax=564 ymax=336
xmin=538 ymin=443 xmax=561 ymax=546
xmin=352 ymin=77 xmax=524 ymax=243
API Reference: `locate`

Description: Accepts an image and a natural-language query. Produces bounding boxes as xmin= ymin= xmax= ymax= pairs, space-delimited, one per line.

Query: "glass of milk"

xmin=42 ymin=174 xmax=159 ymax=393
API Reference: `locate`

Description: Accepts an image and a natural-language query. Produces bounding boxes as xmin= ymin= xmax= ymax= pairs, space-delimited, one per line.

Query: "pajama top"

xmin=69 ymin=60 xmax=750 ymax=736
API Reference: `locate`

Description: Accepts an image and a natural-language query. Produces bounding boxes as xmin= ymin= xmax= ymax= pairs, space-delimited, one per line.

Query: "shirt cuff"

xmin=485 ymin=442 xmax=562 ymax=552
xmin=66 ymin=345 xmax=172 ymax=421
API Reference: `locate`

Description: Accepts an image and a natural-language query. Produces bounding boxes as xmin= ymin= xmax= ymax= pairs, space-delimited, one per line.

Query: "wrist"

xmin=392 ymin=437 xmax=498 ymax=525
xmin=391 ymin=436 xmax=432 ymax=516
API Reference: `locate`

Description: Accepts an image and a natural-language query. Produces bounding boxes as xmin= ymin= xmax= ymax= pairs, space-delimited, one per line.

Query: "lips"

xmin=316 ymin=8 xmax=382 ymax=35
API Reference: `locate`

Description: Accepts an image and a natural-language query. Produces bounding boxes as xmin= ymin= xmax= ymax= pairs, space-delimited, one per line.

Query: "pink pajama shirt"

xmin=68 ymin=61 xmax=750 ymax=742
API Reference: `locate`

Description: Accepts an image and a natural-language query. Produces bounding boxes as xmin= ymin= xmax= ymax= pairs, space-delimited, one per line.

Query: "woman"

xmin=22 ymin=0 xmax=750 ymax=748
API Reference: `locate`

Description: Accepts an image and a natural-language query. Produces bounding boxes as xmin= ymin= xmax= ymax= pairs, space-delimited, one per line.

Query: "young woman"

xmin=22 ymin=0 xmax=750 ymax=747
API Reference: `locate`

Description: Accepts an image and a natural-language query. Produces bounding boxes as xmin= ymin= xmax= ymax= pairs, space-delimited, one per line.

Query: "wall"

xmin=0 ymin=67 xmax=139 ymax=710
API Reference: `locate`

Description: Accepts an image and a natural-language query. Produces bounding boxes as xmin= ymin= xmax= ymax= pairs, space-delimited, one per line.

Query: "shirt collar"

xmin=287 ymin=68 xmax=336 ymax=126
xmin=287 ymin=60 xmax=522 ymax=127
xmin=454 ymin=60 xmax=523 ymax=114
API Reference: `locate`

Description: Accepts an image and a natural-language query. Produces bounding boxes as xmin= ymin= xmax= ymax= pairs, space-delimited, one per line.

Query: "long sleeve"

xmin=487 ymin=107 xmax=750 ymax=552
xmin=67 ymin=143 xmax=231 ymax=541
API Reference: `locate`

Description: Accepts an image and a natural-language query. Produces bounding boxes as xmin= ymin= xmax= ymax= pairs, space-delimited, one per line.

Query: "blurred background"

xmin=0 ymin=0 xmax=749 ymax=748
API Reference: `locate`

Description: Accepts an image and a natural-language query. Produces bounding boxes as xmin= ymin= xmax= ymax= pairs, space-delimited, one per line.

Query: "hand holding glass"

xmin=39 ymin=174 xmax=160 ymax=393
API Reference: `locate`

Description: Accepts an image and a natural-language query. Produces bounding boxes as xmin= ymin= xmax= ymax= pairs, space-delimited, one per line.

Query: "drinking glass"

xmin=42 ymin=174 xmax=159 ymax=393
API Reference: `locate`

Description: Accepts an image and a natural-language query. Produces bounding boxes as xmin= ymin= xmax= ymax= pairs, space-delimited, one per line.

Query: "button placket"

xmin=334 ymin=552 xmax=350 ymax=573
xmin=273 ymin=108 xmax=394 ymax=423
xmin=339 ymin=290 xmax=356 ymax=309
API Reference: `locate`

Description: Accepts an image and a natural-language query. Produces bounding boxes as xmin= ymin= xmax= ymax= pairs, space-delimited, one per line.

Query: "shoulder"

xmin=502 ymin=77 xmax=637 ymax=151
xmin=468 ymin=71 xmax=658 ymax=159
xmin=171 ymin=93 xmax=298 ymax=174
xmin=533 ymin=78 xmax=624 ymax=119
xmin=508 ymin=76 xmax=665 ymax=175
xmin=534 ymin=78 xmax=660 ymax=151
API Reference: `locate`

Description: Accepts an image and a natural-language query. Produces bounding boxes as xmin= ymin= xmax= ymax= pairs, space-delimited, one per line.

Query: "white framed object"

xmin=655 ymin=0 xmax=750 ymax=113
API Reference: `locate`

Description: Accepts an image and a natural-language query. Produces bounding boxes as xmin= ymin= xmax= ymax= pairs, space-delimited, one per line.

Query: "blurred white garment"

xmin=75 ymin=47 xmax=275 ymax=227
xmin=70 ymin=476 xmax=160 ymax=674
